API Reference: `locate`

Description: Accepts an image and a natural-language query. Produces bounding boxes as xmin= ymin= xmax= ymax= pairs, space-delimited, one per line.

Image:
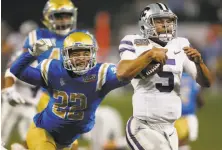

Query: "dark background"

xmin=2 ymin=0 xmax=133 ymax=30
xmin=2 ymin=0 xmax=221 ymax=30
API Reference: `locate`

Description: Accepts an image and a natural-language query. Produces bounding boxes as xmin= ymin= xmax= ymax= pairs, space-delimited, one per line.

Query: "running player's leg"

xmin=26 ymin=122 xmax=56 ymax=150
xmin=126 ymin=117 xmax=176 ymax=150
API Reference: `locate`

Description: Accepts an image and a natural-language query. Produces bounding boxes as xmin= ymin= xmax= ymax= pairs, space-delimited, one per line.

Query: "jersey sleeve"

xmin=96 ymin=63 xmax=129 ymax=92
xmin=6 ymin=50 xmax=38 ymax=81
xmin=10 ymin=52 xmax=47 ymax=88
xmin=183 ymin=54 xmax=197 ymax=80
xmin=119 ymin=35 xmax=137 ymax=59
xmin=23 ymin=29 xmax=38 ymax=50
xmin=37 ymin=59 xmax=54 ymax=86
xmin=181 ymin=38 xmax=198 ymax=80
xmin=7 ymin=50 xmax=24 ymax=67
xmin=120 ymin=50 xmax=137 ymax=60
xmin=178 ymin=37 xmax=190 ymax=51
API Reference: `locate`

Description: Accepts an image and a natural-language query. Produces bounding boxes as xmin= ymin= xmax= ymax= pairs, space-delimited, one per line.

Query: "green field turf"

xmin=5 ymin=91 xmax=222 ymax=150
xmin=101 ymin=91 xmax=222 ymax=150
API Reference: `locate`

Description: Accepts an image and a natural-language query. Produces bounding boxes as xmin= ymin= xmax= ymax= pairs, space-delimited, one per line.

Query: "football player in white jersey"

xmin=116 ymin=2 xmax=212 ymax=150
xmin=1 ymin=21 xmax=40 ymax=148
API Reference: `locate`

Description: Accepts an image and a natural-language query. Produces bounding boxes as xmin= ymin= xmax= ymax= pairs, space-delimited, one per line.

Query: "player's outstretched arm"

xmin=183 ymin=47 xmax=213 ymax=87
xmin=116 ymin=47 xmax=168 ymax=81
xmin=10 ymin=52 xmax=45 ymax=86
xmin=10 ymin=39 xmax=55 ymax=87
xmin=3 ymin=48 xmax=29 ymax=89
xmin=195 ymin=62 xmax=213 ymax=87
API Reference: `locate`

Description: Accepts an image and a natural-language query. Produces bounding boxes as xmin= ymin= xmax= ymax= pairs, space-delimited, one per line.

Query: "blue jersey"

xmin=23 ymin=28 xmax=87 ymax=93
xmin=23 ymin=28 xmax=65 ymax=62
xmin=10 ymin=52 xmax=128 ymax=146
xmin=23 ymin=28 xmax=65 ymax=93
xmin=180 ymin=73 xmax=200 ymax=115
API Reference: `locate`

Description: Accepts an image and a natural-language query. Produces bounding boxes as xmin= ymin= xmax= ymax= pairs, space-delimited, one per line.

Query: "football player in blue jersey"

xmin=24 ymin=0 xmax=79 ymax=113
xmin=2 ymin=0 xmax=78 ymax=148
xmin=175 ymin=73 xmax=204 ymax=150
xmin=3 ymin=0 xmax=78 ymax=110
xmin=10 ymin=31 xmax=129 ymax=150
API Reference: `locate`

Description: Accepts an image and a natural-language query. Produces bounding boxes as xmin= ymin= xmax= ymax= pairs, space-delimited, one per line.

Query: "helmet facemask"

xmin=62 ymin=45 xmax=97 ymax=75
xmin=150 ymin=15 xmax=177 ymax=42
xmin=139 ymin=10 xmax=177 ymax=42
xmin=48 ymin=10 xmax=77 ymax=36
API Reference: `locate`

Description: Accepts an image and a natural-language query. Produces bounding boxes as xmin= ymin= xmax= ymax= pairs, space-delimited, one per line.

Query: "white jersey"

xmin=119 ymin=34 xmax=197 ymax=124
xmin=6 ymin=32 xmax=25 ymax=51
xmin=5 ymin=50 xmax=40 ymax=105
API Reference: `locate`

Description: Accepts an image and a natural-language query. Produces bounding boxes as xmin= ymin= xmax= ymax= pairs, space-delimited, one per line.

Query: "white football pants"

xmin=1 ymin=101 xmax=36 ymax=143
xmin=126 ymin=116 xmax=178 ymax=150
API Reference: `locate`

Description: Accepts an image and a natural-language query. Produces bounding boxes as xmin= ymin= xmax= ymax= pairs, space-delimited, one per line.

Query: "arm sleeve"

xmin=10 ymin=52 xmax=47 ymax=88
xmin=7 ymin=50 xmax=24 ymax=68
xmin=119 ymin=35 xmax=137 ymax=61
xmin=119 ymin=35 xmax=137 ymax=58
xmin=179 ymin=37 xmax=197 ymax=80
xmin=120 ymin=51 xmax=137 ymax=60
xmin=119 ymin=35 xmax=136 ymax=53
xmin=96 ymin=63 xmax=129 ymax=92
xmin=183 ymin=55 xmax=197 ymax=80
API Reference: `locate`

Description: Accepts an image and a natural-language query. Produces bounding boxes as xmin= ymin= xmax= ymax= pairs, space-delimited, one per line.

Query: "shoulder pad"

xmin=119 ymin=35 xmax=136 ymax=53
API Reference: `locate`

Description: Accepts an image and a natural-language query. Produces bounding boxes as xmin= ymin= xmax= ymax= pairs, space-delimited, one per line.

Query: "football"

xmin=146 ymin=61 xmax=162 ymax=75
xmin=135 ymin=61 xmax=162 ymax=79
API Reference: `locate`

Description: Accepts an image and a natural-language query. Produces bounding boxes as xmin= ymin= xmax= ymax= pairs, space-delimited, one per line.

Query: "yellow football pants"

xmin=32 ymin=92 xmax=78 ymax=150
xmin=26 ymin=122 xmax=56 ymax=150
xmin=37 ymin=92 xmax=50 ymax=113
xmin=26 ymin=122 xmax=78 ymax=150
xmin=174 ymin=117 xmax=189 ymax=141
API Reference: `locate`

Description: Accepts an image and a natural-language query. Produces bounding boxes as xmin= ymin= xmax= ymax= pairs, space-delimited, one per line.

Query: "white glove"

xmin=1 ymin=86 xmax=26 ymax=106
xmin=29 ymin=38 xmax=56 ymax=56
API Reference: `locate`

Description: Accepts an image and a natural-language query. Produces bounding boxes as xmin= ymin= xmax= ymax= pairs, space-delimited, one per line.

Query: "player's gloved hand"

xmin=1 ymin=86 xmax=26 ymax=106
xmin=29 ymin=38 xmax=56 ymax=56
xmin=183 ymin=47 xmax=203 ymax=64
xmin=150 ymin=46 xmax=168 ymax=65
